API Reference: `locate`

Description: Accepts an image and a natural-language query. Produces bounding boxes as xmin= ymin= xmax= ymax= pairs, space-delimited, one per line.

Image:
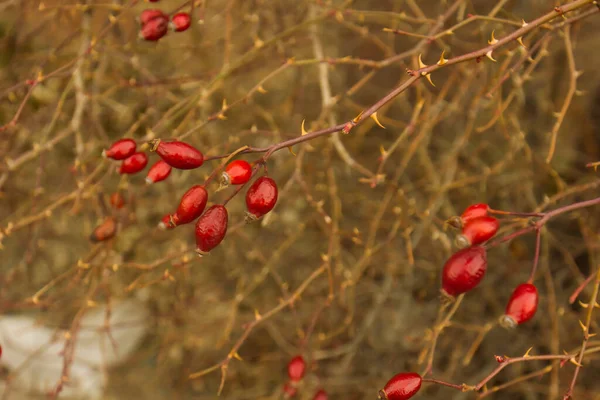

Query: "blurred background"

xmin=1 ymin=0 xmax=600 ymax=399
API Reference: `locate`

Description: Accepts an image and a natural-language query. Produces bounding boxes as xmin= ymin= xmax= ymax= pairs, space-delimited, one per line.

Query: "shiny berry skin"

xmin=139 ymin=9 xmax=167 ymax=26
xmin=174 ymin=185 xmax=208 ymax=226
xmin=461 ymin=203 xmax=489 ymax=224
xmin=313 ymin=389 xmax=328 ymax=400
xmin=500 ymin=283 xmax=539 ymax=328
xmin=140 ymin=15 xmax=169 ymax=41
xmin=90 ymin=217 xmax=117 ymax=242
xmin=146 ymin=160 xmax=172 ymax=184
xmin=195 ymin=205 xmax=228 ymax=255
xmin=441 ymin=246 xmax=487 ymax=297
xmin=455 ymin=216 xmax=499 ymax=248
xmin=152 ymin=139 xmax=204 ymax=170
xmin=119 ymin=152 xmax=148 ymax=174
xmin=245 ymin=176 xmax=278 ymax=220
xmin=109 ymin=192 xmax=125 ymax=209
xmin=103 ymin=138 xmax=136 ymax=160
xmin=221 ymin=160 xmax=252 ymax=186
xmin=287 ymin=355 xmax=306 ymax=382
xmin=378 ymin=372 xmax=422 ymax=400
xmin=283 ymin=382 xmax=297 ymax=398
xmin=171 ymin=12 xmax=191 ymax=32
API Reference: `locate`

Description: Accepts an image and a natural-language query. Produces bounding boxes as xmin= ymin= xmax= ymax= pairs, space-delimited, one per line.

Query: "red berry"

xmin=283 ymin=382 xmax=298 ymax=398
xmin=195 ymin=205 xmax=228 ymax=255
xmin=119 ymin=152 xmax=148 ymax=174
xmin=173 ymin=185 xmax=208 ymax=226
xmin=221 ymin=160 xmax=252 ymax=186
xmin=171 ymin=12 xmax=192 ymax=32
xmin=461 ymin=203 xmax=489 ymax=224
xmin=90 ymin=217 xmax=117 ymax=242
xmin=441 ymin=246 xmax=487 ymax=297
xmin=152 ymin=139 xmax=204 ymax=170
xmin=287 ymin=355 xmax=306 ymax=382
xmin=139 ymin=9 xmax=167 ymax=26
xmin=146 ymin=160 xmax=172 ymax=184
xmin=378 ymin=372 xmax=422 ymax=400
xmin=456 ymin=216 xmax=499 ymax=248
xmin=245 ymin=176 xmax=278 ymax=220
xmin=500 ymin=283 xmax=539 ymax=328
xmin=313 ymin=389 xmax=328 ymax=400
xmin=158 ymin=213 xmax=176 ymax=230
xmin=103 ymin=138 xmax=136 ymax=160
xmin=109 ymin=192 xmax=125 ymax=209
xmin=140 ymin=15 xmax=169 ymax=41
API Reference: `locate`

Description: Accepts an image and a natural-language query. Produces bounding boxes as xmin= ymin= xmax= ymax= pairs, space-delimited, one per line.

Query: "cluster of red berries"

xmin=282 ymin=355 xmax=327 ymax=399
xmin=102 ymin=137 xmax=278 ymax=255
xmin=442 ymin=203 xmax=539 ymax=326
xmin=138 ymin=6 xmax=192 ymax=42
xmin=441 ymin=204 xmax=499 ymax=299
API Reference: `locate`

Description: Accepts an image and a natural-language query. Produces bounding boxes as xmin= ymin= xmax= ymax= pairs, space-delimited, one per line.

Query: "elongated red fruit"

xmin=287 ymin=355 xmax=306 ymax=382
xmin=313 ymin=389 xmax=328 ymax=400
xmin=378 ymin=372 xmax=422 ymax=400
xmin=90 ymin=217 xmax=117 ymax=242
xmin=461 ymin=203 xmax=489 ymax=223
xmin=146 ymin=160 xmax=172 ymax=184
xmin=140 ymin=15 xmax=169 ymax=41
xmin=221 ymin=160 xmax=252 ymax=186
xmin=170 ymin=12 xmax=191 ymax=32
xmin=195 ymin=205 xmax=228 ymax=255
xmin=173 ymin=185 xmax=208 ymax=225
xmin=151 ymin=139 xmax=204 ymax=170
xmin=441 ymin=246 xmax=487 ymax=297
xmin=245 ymin=176 xmax=278 ymax=220
xmin=455 ymin=216 xmax=499 ymax=248
xmin=119 ymin=152 xmax=148 ymax=174
xmin=103 ymin=138 xmax=136 ymax=160
xmin=500 ymin=283 xmax=539 ymax=328
xmin=139 ymin=9 xmax=167 ymax=26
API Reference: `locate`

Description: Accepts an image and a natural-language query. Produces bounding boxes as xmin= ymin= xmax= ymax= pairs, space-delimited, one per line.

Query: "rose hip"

xmin=103 ymin=138 xmax=136 ymax=160
xmin=140 ymin=15 xmax=169 ymax=41
xmin=287 ymin=355 xmax=306 ymax=382
xmin=171 ymin=12 xmax=191 ymax=32
xmin=146 ymin=160 xmax=172 ymax=184
xmin=378 ymin=372 xmax=422 ymax=400
xmin=313 ymin=389 xmax=328 ymax=400
xmin=455 ymin=215 xmax=499 ymax=248
xmin=173 ymin=185 xmax=208 ymax=226
xmin=151 ymin=139 xmax=204 ymax=170
xmin=221 ymin=160 xmax=252 ymax=186
xmin=500 ymin=283 xmax=539 ymax=328
xmin=109 ymin=192 xmax=125 ymax=209
xmin=195 ymin=205 xmax=228 ymax=255
xmin=461 ymin=203 xmax=489 ymax=224
xmin=119 ymin=152 xmax=148 ymax=174
xmin=139 ymin=9 xmax=167 ymax=26
xmin=245 ymin=176 xmax=278 ymax=220
xmin=441 ymin=246 xmax=487 ymax=298
xmin=90 ymin=217 xmax=117 ymax=242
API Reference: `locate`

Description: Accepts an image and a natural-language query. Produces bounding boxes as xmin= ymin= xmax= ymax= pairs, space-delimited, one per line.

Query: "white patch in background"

xmin=0 ymin=298 xmax=150 ymax=399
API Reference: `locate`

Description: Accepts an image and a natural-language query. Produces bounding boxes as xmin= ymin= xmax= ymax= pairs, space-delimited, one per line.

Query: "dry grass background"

xmin=1 ymin=0 xmax=600 ymax=399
